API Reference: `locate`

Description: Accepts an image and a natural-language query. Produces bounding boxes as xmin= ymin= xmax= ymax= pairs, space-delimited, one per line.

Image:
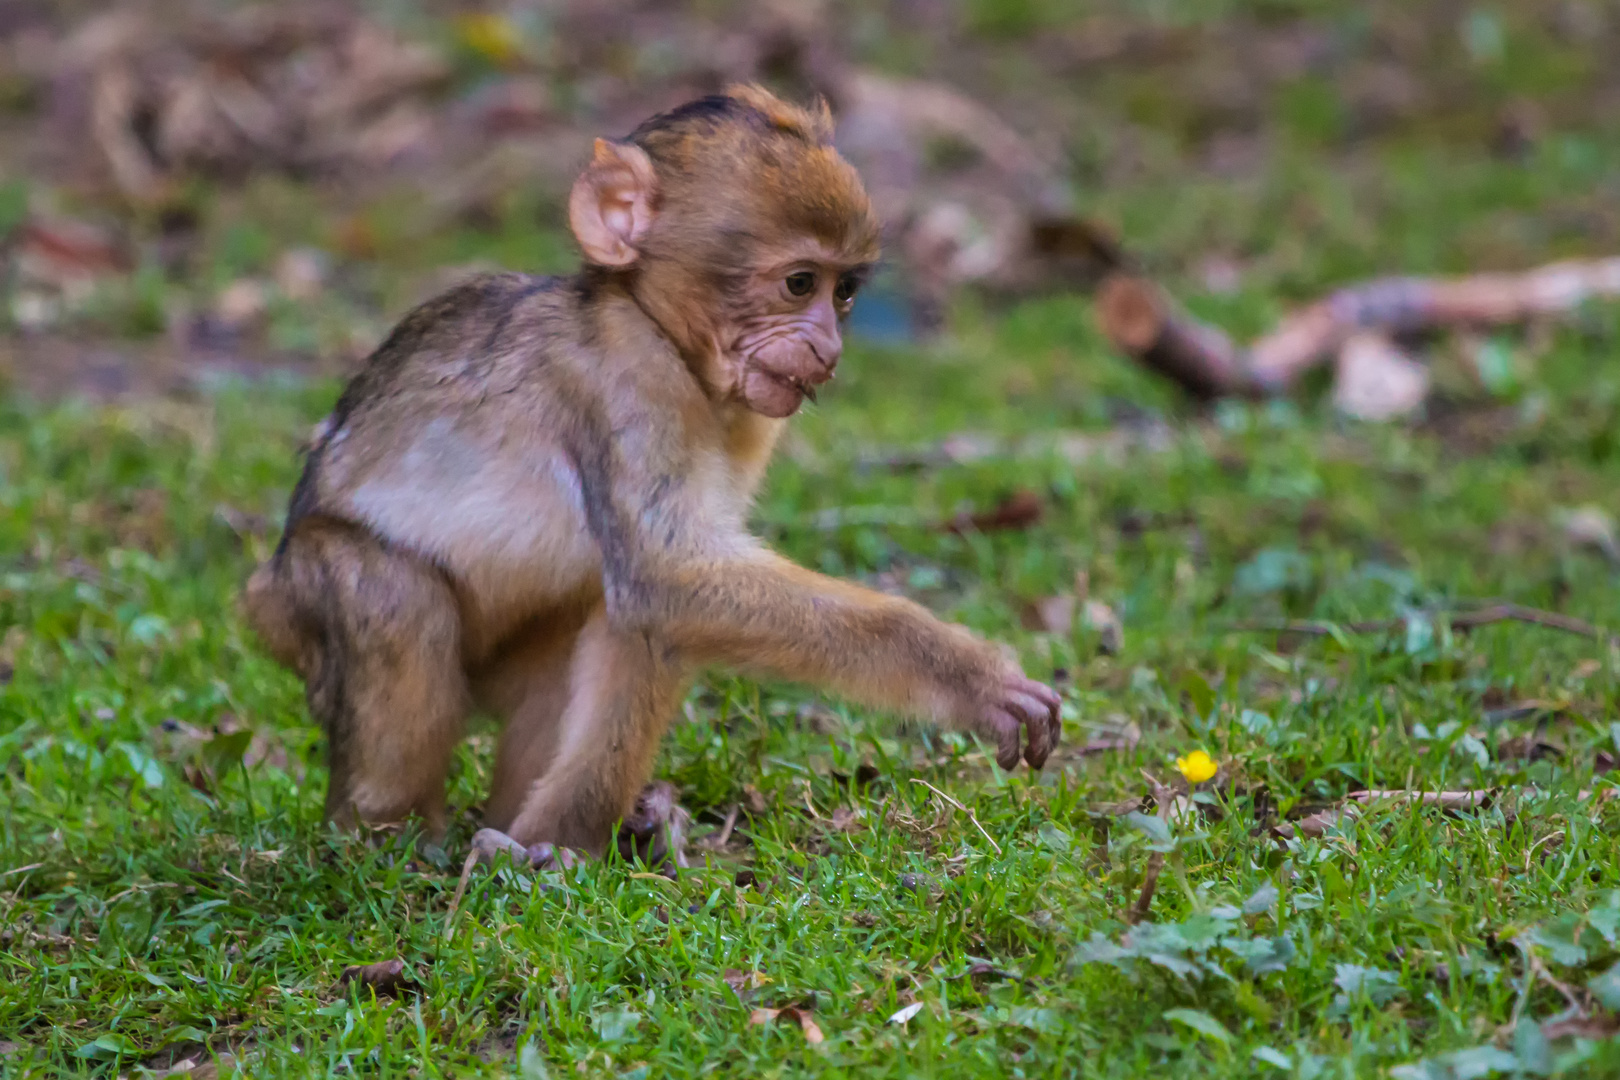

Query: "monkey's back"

xmin=282 ymin=273 xmax=615 ymax=649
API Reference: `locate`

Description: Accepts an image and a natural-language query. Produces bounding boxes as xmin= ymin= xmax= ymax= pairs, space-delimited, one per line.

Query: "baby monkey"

xmin=244 ymin=85 xmax=1062 ymax=863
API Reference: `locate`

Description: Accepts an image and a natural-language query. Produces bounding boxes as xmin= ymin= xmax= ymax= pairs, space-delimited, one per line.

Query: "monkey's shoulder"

xmin=350 ymin=272 xmax=583 ymax=394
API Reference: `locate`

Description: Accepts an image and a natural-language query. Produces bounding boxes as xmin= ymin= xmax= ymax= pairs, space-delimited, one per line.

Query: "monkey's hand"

xmin=957 ymin=657 xmax=1063 ymax=771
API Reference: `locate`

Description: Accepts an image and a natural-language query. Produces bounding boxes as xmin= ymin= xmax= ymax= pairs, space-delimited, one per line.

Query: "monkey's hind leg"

xmin=471 ymin=613 xmax=587 ymax=833
xmin=499 ymin=607 xmax=690 ymax=857
xmin=269 ymin=519 xmax=469 ymax=837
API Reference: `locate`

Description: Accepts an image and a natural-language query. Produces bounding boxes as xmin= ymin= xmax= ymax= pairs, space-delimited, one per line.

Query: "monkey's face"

xmin=566 ymin=91 xmax=881 ymax=417
xmin=728 ymin=248 xmax=870 ymax=418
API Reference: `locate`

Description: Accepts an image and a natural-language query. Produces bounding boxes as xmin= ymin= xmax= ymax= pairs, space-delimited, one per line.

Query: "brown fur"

xmin=243 ymin=87 xmax=1059 ymax=856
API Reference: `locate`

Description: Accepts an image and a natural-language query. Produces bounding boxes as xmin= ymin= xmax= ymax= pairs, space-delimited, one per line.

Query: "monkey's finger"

xmin=1015 ymin=702 xmax=1055 ymax=770
xmin=527 ymin=842 xmax=585 ymax=871
xmin=1005 ymin=690 xmax=1053 ymax=725
xmin=1030 ymin=680 xmax=1064 ymax=713
xmin=986 ymin=706 xmax=1024 ymax=771
xmin=1019 ymin=678 xmax=1065 ymax=760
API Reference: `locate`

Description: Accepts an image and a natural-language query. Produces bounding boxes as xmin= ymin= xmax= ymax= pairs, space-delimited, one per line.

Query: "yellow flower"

xmin=1175 ymin=749 xmax=1218 ymax=784
xmin=456 ymin=13 xmax=527 ymax=67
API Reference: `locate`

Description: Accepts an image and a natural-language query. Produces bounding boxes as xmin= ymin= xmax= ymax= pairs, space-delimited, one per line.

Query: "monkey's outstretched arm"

xmin=577 ymin=408 xmax=1061 ymax=771
xmin=637 ymin=551 xmax=1059 ymax=770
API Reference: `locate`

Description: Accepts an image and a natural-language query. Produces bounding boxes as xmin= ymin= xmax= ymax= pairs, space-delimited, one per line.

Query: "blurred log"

xmin=1094 ymin=274 xmax=1257 ymax=399
xmin=1096 ymin=257 xmax=1620 ymax=400
xmin=1250 ymin=258 xmax=1620 ymax=389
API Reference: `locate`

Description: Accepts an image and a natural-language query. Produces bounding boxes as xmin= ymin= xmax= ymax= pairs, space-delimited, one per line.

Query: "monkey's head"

xmin=569 ymin=85 xmax=880 ymax=418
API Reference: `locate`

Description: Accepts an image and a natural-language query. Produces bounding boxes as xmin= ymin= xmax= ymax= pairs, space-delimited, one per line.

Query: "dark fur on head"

xmin=627 ymin=84 xmax=877 ymax=272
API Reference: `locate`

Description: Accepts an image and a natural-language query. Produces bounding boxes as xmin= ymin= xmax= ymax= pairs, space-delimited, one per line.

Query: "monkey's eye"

xmin=834 ymin=273 xmax=860 ymax=304
xmin=785 ymin=271 xmax=817 ymax=297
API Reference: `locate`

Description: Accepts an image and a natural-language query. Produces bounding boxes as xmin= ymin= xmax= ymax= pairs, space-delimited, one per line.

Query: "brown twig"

xmin=1094 ymin=258 xmax=1620 ymax=399
xmin=712 ymin=803 xmax=740 ymax=849
xmin=444 ymin=850 xmax=479 ymax=941
xmin=1229 ymin=604 xmax=1614 ymax=644
xmin=1095 ymin=275 xmax=1258 ymax=400
xmin=1130 ymin=851 xmax=1165 ymax=924
xmin=1348 ymin=789 xmax=1494 ymax=810
xmin=942 ymin=960 xmax=1039 ymax=988
xmin=1128 ymin=774 xmax=1176 ymax=924
xmin=1271 ymin=807 xmax=1355 ymax=840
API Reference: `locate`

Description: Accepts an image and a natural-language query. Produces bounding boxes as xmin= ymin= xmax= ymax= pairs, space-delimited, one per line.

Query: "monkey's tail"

xmin=241 ymin=561 xmax=307 ymax=675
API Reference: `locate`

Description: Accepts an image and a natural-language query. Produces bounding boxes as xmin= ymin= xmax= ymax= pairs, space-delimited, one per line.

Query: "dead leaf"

xmin=888 ymin=1001 xmax=925 ymax=1025
xmin=9 ymin=216 xmax=130 ymax=327
xmin=947 ymin=489 xmax=1044 ymax=534
xmin=1075 ymin=717 xmax=1141 ymax=756
xmin=16 ymin=217 xmax=129 ymax=286
xmin=750 ymin=1006 xmax=823 ymax=1044
xmin=723 ymin=969 xmax=769 ymax=1001
xmin=742 ymin=784 xmax=769 ymax=815
xmin=1164 ymin=793 xmax=1198 ymax=828
xmin=829 ymin=763 xmax=881 ymax=789
xmin=827 ymin=806 xmax=863 ymax=832
xmin=1495 ymin=734 xmax=1562 ymax=762
xmin=338 ymin=958 xmax=414 ymax=996
xmin=1333 ymin=332 xmax=1429 ymax=421
xmin=169 ymin=1054 xmax=237 ymax=1079
xmin=1273 ymin=806 xmax=1356 ymax=840
xmin=796 ymin=701 xmax=842 ymax=733
xmin=1020 ymin=594 xmax=1076 ymax=633
xmin=1560 ymin=506 xmax=1620 ymax=566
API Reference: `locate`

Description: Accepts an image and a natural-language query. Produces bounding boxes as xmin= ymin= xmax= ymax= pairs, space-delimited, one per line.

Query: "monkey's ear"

xmin=569 ymin=139 xmax=658 ymax=267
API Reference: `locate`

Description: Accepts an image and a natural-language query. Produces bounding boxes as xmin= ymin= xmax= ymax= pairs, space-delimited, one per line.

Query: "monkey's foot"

xmin=469 ymin=828 xmax=583 ymax=870
xmin=469 ymin=781 xmax=690 ymax=873
xmin=616 ymin=780 xmax=691 ymax=872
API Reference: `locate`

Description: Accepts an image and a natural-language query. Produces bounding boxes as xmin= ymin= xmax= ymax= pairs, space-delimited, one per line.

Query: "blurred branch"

xmin=1229 ymin=603 xmax=1617 ymax=644
xmin=1096 ymin=258 xmax=1620 ymax=401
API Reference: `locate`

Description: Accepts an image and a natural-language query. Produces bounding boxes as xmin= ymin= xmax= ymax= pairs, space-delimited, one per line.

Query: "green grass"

xmin=6 ymin=1 xmax=1620 ymax=1074
xmin=3 ymin=296 xmax=1620 ymax=1076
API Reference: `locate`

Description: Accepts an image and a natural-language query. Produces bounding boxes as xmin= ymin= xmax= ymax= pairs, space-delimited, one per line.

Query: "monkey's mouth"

xmin=763 ymin=369 xmax=820 ymax=404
